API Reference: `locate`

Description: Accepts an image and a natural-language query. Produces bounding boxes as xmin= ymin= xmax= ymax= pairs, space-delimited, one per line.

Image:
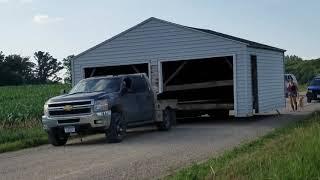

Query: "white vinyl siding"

xmin=248 ymin=48 xmax=285 ymax=113
xmin=72 ymin=18 xmax=284 ymax=117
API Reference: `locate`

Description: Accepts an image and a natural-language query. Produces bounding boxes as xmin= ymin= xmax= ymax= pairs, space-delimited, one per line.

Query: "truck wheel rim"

xmin=117 ymin=116 xmax=125 ymax=137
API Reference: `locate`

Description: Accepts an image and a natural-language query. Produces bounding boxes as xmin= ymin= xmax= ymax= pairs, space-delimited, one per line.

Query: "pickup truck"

xmin=42 ymin=74 xmax=176 ymax=146
xmin=306 ymin=76 xmax=320 ymax=103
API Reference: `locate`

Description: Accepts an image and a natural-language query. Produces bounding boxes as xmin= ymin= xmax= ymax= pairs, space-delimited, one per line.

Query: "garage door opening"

xmin=84 ymin=63 xmax=149 ymax=78
xmin=158 ymin=56 xmax=234 ymax=107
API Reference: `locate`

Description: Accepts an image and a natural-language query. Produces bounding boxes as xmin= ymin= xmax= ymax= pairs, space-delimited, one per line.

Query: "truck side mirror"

xmin=60 ymin=89 xmax=67 ymax=95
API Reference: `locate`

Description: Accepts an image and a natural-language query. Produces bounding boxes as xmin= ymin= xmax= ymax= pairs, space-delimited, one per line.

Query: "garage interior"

xmin=84 ymin=63 xmax=149 ymax=78
xmin=158 ymin=56 xmax=234 ymax=117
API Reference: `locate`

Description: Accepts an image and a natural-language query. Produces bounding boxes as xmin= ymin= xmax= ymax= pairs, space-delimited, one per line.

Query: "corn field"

xmin=0 ymin=84 xmax=70 ymax=129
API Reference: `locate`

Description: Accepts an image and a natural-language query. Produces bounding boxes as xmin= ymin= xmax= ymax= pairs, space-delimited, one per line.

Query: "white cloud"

xmin=33 ymin=14 xmax=64 ymax=24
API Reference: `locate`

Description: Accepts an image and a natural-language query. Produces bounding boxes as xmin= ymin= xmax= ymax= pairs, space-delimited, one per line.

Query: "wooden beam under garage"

xmin=164 ymin=80 xmax=233 ymax=91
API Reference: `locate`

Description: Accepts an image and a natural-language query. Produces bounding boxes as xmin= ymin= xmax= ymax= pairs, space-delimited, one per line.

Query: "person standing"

xmin=287 ymin=78 xmax=298 ymax=111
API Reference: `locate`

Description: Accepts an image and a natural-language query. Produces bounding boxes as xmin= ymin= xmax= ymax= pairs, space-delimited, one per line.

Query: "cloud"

xmin=33 ymin=14 xmax=64 ymax=24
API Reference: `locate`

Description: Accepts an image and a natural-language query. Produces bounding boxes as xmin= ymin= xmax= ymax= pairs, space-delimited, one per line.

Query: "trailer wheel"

xmin=157 ymin=108 xmax=176 ymax=131
xmin=106 ymin=112 xmax=127 ymax=143
xmin=48 ymin=129 xmax=68 ymax=146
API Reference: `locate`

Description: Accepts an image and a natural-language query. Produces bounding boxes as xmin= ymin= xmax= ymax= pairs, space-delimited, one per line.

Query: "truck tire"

xmin=48 ymin=130 xmax=68 ymax=146
xmin=157 ymin=108 xmax=176 ymax=131
xmin=106 ymin=112 xmax=127 ymax=143
xmin=307 ymin=98 xmax=312 ymax=103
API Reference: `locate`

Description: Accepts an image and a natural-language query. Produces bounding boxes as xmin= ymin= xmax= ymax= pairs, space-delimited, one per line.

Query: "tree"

xmin=0 ymin=51 xmax=8 ymax=85
xmin=0 ymin=51 xmax=4 ymax=62
xmin=0 ymin=53 xmax=35 ymax=85
xmin=34 ymin=51 xmax=63 ymax=83
xmin=4 ymin=54 xmax=35 ymax=82
xmin=285 ymin=55 xmax=303 ymax=62
xmin=285 ymin=55 xmax=320 ymax=84
xmin=62 ymin=55 xmax=75 ymax=83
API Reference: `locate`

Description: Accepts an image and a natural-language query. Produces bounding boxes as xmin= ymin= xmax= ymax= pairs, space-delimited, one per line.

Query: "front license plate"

xmin=64 ymin=126 xmax=75 ymax=133
xmin=317 ymin=95 xmax=320 ymax=98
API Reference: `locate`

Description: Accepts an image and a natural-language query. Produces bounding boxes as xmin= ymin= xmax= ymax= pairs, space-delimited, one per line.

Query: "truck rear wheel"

xmin=157 ymin=108 xmax=176 ymax=131
xmin=48 ymin=130 xmax=68 ymax=146
xmin=106 ymin=112 xmax=127 ymax=143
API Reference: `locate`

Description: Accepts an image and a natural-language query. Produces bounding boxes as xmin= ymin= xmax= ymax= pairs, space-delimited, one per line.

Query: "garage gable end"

xmin=72 ymin=17 xmax=247 ymax=85
xmin=73 ymin=17 xmax=246 ymax=62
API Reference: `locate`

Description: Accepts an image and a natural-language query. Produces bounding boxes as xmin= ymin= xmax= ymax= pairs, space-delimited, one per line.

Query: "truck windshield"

xmin=310 ymin=79 xmax=320 ymax=86
xmin=69 ymin=78 xmax=121 ymax=94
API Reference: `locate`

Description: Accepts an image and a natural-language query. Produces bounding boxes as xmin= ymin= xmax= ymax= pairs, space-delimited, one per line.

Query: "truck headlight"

xmin=44 ymin=103 xmax=49 ymax=116
xmin=94 ymin=99 xmax=109 ymax=112
xmin=308 ymin=89 xmax=313 ymax=93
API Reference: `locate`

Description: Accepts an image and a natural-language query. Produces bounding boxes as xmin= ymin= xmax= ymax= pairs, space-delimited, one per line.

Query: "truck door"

xmin=131 ymin=76 xmax=154 ymax=122
xmin=120 ymin=77 xmax=139 ymax=123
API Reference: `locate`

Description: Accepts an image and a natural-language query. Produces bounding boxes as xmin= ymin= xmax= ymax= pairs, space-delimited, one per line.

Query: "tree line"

xmin=285 ymin=55 xmax=320 ymax=84
xmin=0 ymin=51 xmax=74 ymax=86
xmin=0 ymin=51 xmax=318 ymax=86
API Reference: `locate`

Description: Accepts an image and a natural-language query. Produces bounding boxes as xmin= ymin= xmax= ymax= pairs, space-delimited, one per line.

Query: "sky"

xmin=0 ymin=0 xmax=319 ymax=62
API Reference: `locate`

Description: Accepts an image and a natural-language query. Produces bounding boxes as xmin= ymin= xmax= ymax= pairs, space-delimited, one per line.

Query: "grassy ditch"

xmin=0 ymin=127 xmax=47 ymax=153
xmin=167 ymin=112 xmax=320 ymax=180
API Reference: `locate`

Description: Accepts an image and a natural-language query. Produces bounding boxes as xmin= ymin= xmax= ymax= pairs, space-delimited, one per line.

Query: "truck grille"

xmin=58 ymin=119 xmax=80 ymax=124
xmin=48 ymin=101 xmax=91 ymax=107
xmin=48 ymin=100 xmax=93 ymax=117
xmin=49 ymin=108 xmax=91 ymax=116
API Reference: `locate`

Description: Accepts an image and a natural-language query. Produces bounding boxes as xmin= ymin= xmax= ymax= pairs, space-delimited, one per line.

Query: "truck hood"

xmin=308 ymin=86 xmax=320 ymax=91
xmin=48 ymin=92 xmax=119 ymax=103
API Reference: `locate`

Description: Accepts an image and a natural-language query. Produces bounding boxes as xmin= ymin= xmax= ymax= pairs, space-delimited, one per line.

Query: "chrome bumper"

xmin=42 ymin=110 xmax=112 ymax=131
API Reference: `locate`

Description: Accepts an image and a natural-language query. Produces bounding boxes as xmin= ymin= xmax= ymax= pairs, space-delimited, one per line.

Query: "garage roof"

xmin=74 ymin=17 xmax=285 ymax=60
xmin=187 ymin=27 xmax=285 ymax=52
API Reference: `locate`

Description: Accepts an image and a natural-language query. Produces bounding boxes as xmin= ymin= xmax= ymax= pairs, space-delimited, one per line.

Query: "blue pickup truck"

xmin=306 ymin=76 xmax=320 ymax=103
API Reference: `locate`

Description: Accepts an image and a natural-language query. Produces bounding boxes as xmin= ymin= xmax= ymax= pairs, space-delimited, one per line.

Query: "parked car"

xmin=284 ymin=74 xmax=298 ymax=97
xmin=42 ymin=74 xmax=176 ymax=146
xmin=306 ymin=76 xmax=320 ymax=103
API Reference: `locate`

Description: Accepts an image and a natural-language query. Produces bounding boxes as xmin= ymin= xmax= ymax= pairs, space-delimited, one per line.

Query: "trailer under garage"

xmin=71 ymin=17 xmax=286 ymax=117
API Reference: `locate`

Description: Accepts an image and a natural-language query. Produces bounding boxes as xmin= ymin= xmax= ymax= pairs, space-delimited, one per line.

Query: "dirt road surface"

xmin=0 ymin=102 xmax=319 ymax=180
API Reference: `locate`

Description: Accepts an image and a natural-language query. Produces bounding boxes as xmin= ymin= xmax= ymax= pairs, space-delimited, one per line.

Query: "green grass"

xmin=167 ymin=112 xmax=320 ymax=180
xmin=0 ymin=84 xmax=70 ymax=153
xmin=0 ymin=84 xmax=70 ymax=128
xmin=0 ymin=128 xmax=47 ymax=153
xmin=299 ymin=83 xmax=308 ymax=92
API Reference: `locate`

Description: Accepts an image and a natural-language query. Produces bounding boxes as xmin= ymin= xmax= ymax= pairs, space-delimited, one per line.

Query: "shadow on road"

xmin=177 ymin=114 xmax=276 ymax=124
xmin=65 ymin=112 xmax=303 ymax=147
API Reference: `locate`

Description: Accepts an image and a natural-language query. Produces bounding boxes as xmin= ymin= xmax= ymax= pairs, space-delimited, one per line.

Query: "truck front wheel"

xmin=307 ymin=98 xmax=312 ymax=103
xmin=157 ymin=108 xmax=176 ymax=131
xmin=48 ymin=129 xmax=68 ymax=146
xmin=106 ymin=112 xmax=127 ymax=143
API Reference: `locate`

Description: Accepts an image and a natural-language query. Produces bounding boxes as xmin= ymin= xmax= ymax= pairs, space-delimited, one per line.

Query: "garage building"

xmin=71 ymin=17 xmax=286 ymax=117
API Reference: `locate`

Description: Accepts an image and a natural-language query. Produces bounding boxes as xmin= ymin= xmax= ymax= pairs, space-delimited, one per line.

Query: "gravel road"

xmin=0 ymin=103 xmax=319 ymax=180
